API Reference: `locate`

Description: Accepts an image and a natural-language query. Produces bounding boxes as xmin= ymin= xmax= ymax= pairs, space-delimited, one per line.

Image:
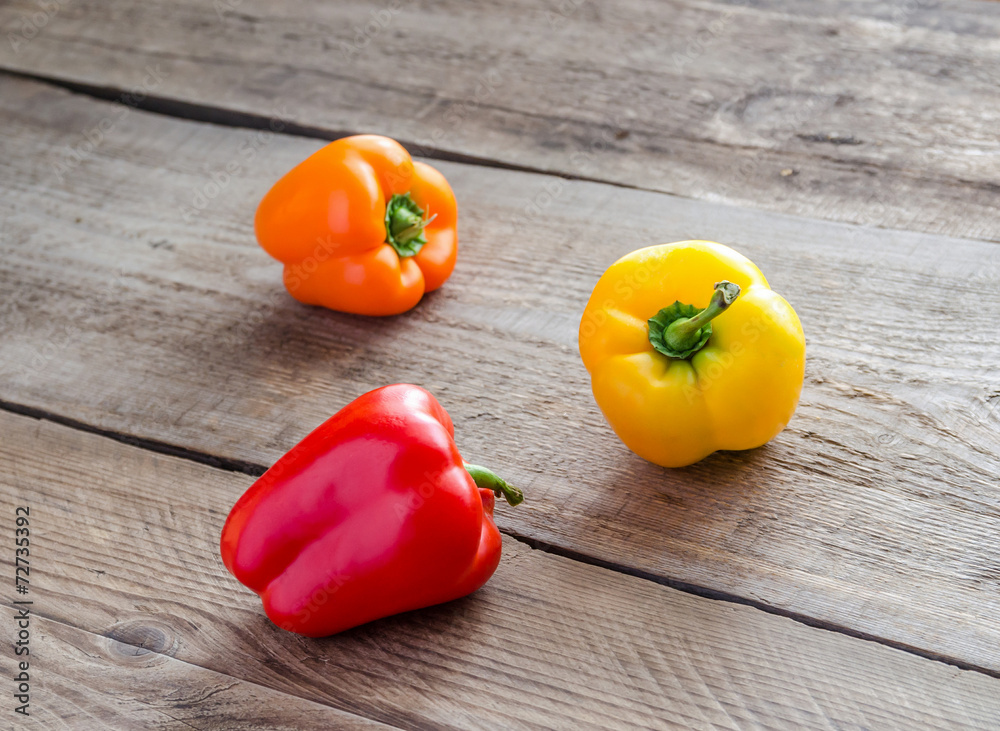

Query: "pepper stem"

xmin=647 ymin=281 xmax=741 ymax=360
xmin=661 ymin=281 xmax=740 ymax=354
xmin=385 ymin=193 xmax=433 ymax=257
xmin=464 ymin=463 xmax=523 ymax=506
xmin=393 ymin=213 xmax=437 ymax=245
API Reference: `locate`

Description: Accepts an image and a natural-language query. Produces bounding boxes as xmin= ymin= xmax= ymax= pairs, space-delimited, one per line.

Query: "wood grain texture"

xmin=3 ymin=408 xmax=999 ymax=730
xmin=1 ymin=77 xmax=1000 ymax=673
xmin=1 ymin=0 xmax=999 ymax=241
xmin=0 ymin=616 xmax=394 ymax=730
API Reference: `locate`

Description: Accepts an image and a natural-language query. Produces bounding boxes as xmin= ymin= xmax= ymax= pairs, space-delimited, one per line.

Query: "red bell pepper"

xmin=220 ymin=384 xmax=522 ymax=637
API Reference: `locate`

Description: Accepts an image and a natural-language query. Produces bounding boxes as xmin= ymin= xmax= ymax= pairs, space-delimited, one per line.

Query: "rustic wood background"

xmin=0 ymin=0 xmax=998 ymax=728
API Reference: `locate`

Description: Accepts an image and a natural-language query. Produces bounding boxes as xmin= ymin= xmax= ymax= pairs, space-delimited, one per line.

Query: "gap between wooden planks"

xmin=5 ymin=614 xmax=393 ymax=730
xmin=2 ymin=409 xmax=1000 ymax=730
xmin=0 ymin=0 xmax=998 ymax=242
xmin=1 ymin=76 xmax=999 ymax=675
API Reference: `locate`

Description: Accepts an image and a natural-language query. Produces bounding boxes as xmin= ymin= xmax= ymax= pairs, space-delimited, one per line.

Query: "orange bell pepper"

xmin=255 ymin=135 xmax=458 ymax=316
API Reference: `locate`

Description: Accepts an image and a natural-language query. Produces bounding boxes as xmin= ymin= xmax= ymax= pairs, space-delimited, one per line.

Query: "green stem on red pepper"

xmin=464 ymin=463 xmax=523 ymax=506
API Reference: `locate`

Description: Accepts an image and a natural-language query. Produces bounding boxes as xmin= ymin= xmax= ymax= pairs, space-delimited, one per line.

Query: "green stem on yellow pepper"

xmin=664 ymin=281 xmax=740 ymax=351
xmin=648 ymin=281 xmax=741 ymax=360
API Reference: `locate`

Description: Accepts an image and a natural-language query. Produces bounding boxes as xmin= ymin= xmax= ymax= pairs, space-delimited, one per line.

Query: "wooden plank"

xmin=1 ymin=0 xmax=999 ymax=241
xmin=3 ymin=408 xmax=999 ymax=729
xmin=0 ymin=616 xmax=394 ymax=730
xmin=2 ymin=76 xmax=1000 ymax=673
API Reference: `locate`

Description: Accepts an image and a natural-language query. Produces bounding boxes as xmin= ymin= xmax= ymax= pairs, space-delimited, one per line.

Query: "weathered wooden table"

xmin=1 ymin=0 xmax=999 ymax=728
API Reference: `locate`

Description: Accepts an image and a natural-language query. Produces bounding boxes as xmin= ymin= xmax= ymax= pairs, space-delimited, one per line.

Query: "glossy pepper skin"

xmin=579 ymin=241 xmax=805 ymax=468
xmin=220 ymin=384 xmax=521 ymax=637
xmin=255 ymin=135 xmax=458 ymax=316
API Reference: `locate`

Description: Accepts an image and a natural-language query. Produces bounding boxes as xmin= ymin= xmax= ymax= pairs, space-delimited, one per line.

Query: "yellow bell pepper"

xmin=579 ymin=241 xmax=805 ymax=467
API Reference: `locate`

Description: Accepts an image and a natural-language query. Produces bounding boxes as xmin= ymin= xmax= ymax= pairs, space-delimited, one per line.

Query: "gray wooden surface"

xmin=1 ymin=0 xmax=999 ymax=726
xmin=2 ymin=409 xmax=999 ymax=730
xmin=3 ymin=76 xmax=999 ymax=677
xmin=5 ymin=615 xmax=393 ymax=730
xmin=1 ymin=0 xmax=999 ymax=241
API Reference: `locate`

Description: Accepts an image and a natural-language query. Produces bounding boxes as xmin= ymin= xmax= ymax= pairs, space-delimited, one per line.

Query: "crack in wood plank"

xmin=3 ymin=395 xmax=999 ymax=680
xmin=0 ymin=609 xmax=398 ymax=729
xmin=1 ymin=0 xmax=998 ymax=240
xmin=2 ymin=409 xmax=1000 ymax=728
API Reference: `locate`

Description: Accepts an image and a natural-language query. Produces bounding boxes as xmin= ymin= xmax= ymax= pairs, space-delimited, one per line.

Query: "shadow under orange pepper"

xmin=255 ymin=135 xmax=458 ymax=316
